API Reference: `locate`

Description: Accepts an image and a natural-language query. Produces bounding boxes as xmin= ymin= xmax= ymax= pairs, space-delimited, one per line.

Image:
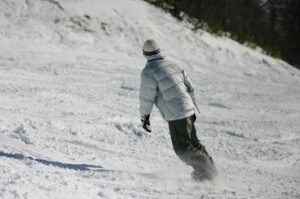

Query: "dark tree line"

xmin=146 ymin=0 xmax=300 ymax=68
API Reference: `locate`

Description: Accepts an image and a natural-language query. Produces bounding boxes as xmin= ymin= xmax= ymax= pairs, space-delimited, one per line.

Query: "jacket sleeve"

xmin=139 ymin=70 xmax=158 ymax=117
xmin=183 ymin=70 xmax=196 ymax=103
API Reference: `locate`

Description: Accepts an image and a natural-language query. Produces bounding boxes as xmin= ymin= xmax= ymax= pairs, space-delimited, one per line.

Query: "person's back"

xmin=140 ymin=58 xmax=195 ymax=121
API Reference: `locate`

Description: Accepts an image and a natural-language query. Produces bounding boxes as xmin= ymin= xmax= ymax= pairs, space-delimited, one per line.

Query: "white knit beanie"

xmin=142 ymin=39 xmax=160 ymax=56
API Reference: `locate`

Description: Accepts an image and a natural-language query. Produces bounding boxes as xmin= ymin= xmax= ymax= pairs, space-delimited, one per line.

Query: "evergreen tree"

xmin=145 ymin=0 xmax=300 ymax=67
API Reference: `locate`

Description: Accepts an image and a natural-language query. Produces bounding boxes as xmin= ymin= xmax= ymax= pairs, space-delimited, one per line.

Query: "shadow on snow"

xmin=0 ymin=151 xmax=103 ymax=171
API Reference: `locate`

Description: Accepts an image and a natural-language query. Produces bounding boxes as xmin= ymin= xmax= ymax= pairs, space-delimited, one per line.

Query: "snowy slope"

xmin=0 ymin=0 xmax=300 ymax=198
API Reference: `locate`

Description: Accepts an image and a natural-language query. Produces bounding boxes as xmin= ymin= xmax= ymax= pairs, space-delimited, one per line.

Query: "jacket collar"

xmin=146 ymin=54 xmax=164 ymax=62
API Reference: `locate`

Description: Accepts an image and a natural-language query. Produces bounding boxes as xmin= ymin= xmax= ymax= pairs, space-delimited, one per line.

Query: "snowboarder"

xmin=139 ymin=39 xmax=217 ymax=181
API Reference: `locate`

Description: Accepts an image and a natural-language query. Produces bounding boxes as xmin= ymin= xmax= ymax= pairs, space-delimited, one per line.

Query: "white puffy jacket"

xmin=139 ymin=57 xmax=195 ymax=121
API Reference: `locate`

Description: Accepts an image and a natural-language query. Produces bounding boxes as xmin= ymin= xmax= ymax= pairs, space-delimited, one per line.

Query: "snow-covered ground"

xmin=0 ymin=0 xmax=300 ymax=198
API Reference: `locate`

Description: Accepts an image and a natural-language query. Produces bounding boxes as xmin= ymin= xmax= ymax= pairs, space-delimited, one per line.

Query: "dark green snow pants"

xmin=168 ymin=115 xmax=217 ymax=179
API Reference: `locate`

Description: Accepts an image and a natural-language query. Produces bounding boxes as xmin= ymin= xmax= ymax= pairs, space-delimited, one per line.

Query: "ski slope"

xmin=0 ymin=0 xmax=300 ymax=198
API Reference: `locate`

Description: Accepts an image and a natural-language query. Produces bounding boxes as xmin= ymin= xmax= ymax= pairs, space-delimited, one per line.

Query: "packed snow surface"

xmin=0 ymin=0 xmax=300 ymax=198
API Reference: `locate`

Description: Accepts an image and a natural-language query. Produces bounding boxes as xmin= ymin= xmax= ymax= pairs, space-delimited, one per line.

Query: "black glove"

xmin=141 ymin=114 xmax=151 ymax=132
xmin=192 ymin=114 xmax=196 ymax=122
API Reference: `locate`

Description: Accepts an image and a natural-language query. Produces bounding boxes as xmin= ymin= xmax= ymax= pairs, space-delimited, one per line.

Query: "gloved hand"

xmin=192 ymin=114 xmax=197 ymax=122
xmin=141 ymin=114 xmax=151 ymax=132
